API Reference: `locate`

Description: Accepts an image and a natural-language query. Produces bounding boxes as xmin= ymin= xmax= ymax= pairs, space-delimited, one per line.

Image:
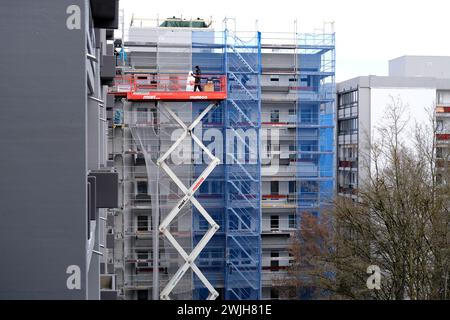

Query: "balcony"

xmin=124 ymin=227 xmax=156 ymax=239
xmin=262 ymin=163 xmax=297 ymax=177
xmin=436 ymin=159 xmax=450 ymax=168
xmin=262 ymin=194 xmax=296 ymax=209
xmin=261 ymin=216 xmax=296 ymax=235
xmin=261 ymin=270 xmax=289 ymax=287
xmin=338 ymin=158 xmax=358 ymax=169
xmin=338 ymin=133 xmax=358 ymax=145
xmin=123 ymin=274 xmax=170 ymax=291
xmin=125 ymin=193 xmax=151 ymax=209
xmin=338 ymin=185 xmax=357 ymax=195
xmin=436 ymin=106 xmax=450 ymax=116
xmin=260 ymin=76 xmax=292 ymax=92
xmin=262 ymin=91 xmax=298 ymax=102
xmin=262 ymin=121 xmax=297 ymax=129
xmin=437 ymin=134 xmax=450 ymax=141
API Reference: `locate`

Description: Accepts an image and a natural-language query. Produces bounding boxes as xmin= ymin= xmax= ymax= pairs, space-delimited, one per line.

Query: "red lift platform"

xmin=109 ymin=73 xmax=227 ymax=101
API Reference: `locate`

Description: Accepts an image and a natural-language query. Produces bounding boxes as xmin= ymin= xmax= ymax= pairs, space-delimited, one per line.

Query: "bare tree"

xmin=280 ymin=97 xmax=450 ymax=300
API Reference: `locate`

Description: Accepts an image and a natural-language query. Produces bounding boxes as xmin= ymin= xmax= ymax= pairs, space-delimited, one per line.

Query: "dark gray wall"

xmin=0 ymin=0 xmax=88 ymax=299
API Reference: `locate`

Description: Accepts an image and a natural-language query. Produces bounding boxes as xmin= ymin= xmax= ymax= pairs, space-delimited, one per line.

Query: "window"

xmin=437 ymin=91 xmax=450 ymax=105
xmin=300 ymin=76 xmax=309 ymax=87
xmin=198 ymin=217 xmax=209 ymax=231
xmin=338 ymin=90 xmax=358 ymax=109
xmin=288 ymin=109 xmax=296 ymax=123
xmin=137 ymin=215 xmax=149 ymax=231
xmin=289 ymin=145 xmax=296 ymax=159
xmin=137 ymin=290 xmax=148 ymax=300
xmin=437 ymin=147 xmax=443 ymax=159
xmin=270 ymin=251 xmax=279 ymax=271
xmin=289 ymin=215 xmax=296 ymax=229
xmin=270 ymin=215 xmax=279 ymax=230
xmin=289 ymin=181 xmax=296 ymax=194
xmin=270 ymin=181 xmax=279 ymax=195
xmin=270 ymin=288 xmax=279 ymax=300
xmin=199 ymin=181 xmax=208 ymax=194
xmin=137 ymin=181 xmax=147 ymax=195
xmin=135 ymin=152 xmax=145 ymax=166
xmin=211 ymin=181 xmax=223 ymax=194
xmin=270 ymin=110 xmax=280 ymax=123
xmin=350 ymin=172 xmax=357 ymax=186
xmin=137 ymin=250 xmax=149 ymax=268
xmin=299 ymin=143 xmax=316 ymax=160
xmin=300 ymin=181 xmax=319 ymax=193
xmin=339 ymin=118 xmax=358 ymax=134
xmin=301 ymin=108 xmax=314 ymax=123
xmin=437 ymin=120 xmax=444 ymax=131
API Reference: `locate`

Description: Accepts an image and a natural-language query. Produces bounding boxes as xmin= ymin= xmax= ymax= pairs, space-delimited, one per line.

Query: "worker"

xmin=186 ymin=71 xmax=195 ymax=91
xmin=194 ymin=65 xmax=202 ymax=91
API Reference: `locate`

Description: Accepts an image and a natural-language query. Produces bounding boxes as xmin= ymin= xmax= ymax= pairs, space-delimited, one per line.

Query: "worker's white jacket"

xmin=186 ymin=74 xmax=195 ymax=91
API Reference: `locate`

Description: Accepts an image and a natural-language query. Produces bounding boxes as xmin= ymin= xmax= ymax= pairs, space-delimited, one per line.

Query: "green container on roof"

xmin=160 ymin=17 xmax=209 ymax=28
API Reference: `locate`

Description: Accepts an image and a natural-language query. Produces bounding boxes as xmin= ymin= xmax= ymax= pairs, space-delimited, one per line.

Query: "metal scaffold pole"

xmin=152 ymin=169 xmax=160 ymax=300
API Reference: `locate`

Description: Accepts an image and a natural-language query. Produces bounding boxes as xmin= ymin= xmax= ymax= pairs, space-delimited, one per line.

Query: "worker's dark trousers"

xmin=194 ymin=84 xmax=202 ymax=91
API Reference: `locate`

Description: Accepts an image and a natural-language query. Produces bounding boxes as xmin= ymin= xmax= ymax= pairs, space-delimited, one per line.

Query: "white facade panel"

xmin=369 ymin=88 xmax=435 ymax=150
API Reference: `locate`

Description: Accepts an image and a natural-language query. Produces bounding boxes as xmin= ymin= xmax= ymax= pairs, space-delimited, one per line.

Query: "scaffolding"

xmin=108 ymin=17 xmax=335 ymax=300
xmin=224 ymin=29 xmax=262 ymax=300
xmin=259 ymin=27 xmax=336 ymax=214
xmin=109 ymin=24 xmax=262 ymax=300
xmin=296 ymin=30 xmax=335 ymax=217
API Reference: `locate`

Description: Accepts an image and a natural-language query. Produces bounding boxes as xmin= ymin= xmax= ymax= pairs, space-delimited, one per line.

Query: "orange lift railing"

xmin=109 ymin=73 xmax=227 ymax=101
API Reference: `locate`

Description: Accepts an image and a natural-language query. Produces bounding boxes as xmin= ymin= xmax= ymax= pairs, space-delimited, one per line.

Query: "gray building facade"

xmin=337 ymin=59 xmax=450 ymax=199
xmin=0 ymin=0 xmax=119 ymax=299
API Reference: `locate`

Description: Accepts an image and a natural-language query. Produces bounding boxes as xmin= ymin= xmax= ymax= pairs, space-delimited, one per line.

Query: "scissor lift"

xmin=111 ymin=73 xmax=227 ymax=300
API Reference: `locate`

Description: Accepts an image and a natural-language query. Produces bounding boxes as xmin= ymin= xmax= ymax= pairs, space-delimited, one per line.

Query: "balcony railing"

xmin=338 ymin=159 xmax=358 ymax=169
xmin=436 ymin=106 xmax=450 ymax=113
xmin=338 ymin=185 xmax=357 ymax=195
xmin=437 ymin=134 xmax=450 ymax=141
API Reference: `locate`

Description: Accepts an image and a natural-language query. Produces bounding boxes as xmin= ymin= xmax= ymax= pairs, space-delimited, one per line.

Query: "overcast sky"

xmin=120 ymin=0 xmax=450 ymax=82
